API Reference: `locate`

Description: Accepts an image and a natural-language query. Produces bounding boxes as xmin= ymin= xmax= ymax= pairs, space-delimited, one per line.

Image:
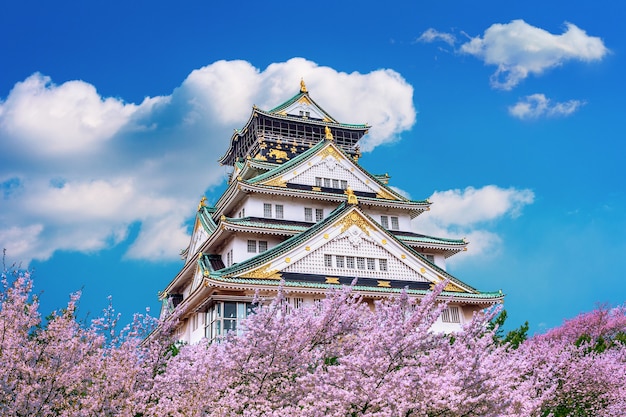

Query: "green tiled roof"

xmin=267 ymin=91 xmax=338 ymax=123
xmin=225 ymin=217 xmax=309 ymax=233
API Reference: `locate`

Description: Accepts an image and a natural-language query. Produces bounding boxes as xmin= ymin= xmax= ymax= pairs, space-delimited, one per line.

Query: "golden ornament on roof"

xmin=346 ymin=187 xmax=358 ymax=205
xmin=197 ymin=196 xmax=207 ymax=211
xmin=325 ymin=126 xmax=334 ymax=141
xmin=300 ymin=78 xmax=307 ymax=93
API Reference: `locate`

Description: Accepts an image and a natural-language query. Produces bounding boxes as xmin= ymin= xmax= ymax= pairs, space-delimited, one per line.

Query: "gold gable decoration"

xmin=300 ymin=78 xmax=307 ymax=93
xmin=335 ymin=211 xmax=370 ymax=236
xmin=376 ymin=189 xmax=398 ymax=201
xmin=264 ymin=176 xmax=287 ymax=187
xmin=319 ymin=145 xmax=343 ymax=161
xmin=243 ymin=265 xmax=282 ymax=280
xmin=444 ymin=282 xmax=466 ymax=293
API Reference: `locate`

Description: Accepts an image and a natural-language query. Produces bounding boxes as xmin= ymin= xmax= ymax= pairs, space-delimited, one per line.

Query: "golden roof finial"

xmin=197 ymin=196 xmax=207 ymax=211
xmin=300 ymin=78 xmax=307 ymax=93
xmin=345 ymin=187 xmax=358 ymax=205
xmin=325 ymin=126 xmax=334 ymax=141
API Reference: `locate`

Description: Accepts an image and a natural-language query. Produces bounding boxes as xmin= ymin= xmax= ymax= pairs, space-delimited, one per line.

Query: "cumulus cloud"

xmin=416 ymin=28 xmax=456 ymax=46
xmin=412 ymin=185 xmax=534 ymax=260
xmin=459 ymin=20 xmax=608 ymax=90
xmin=0 ymin=58 xmax=416 ymax=264
xmin=508 ymin=93 xmax=585 ymax=119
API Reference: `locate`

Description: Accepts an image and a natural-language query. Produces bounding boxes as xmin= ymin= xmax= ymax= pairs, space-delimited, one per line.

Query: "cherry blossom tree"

xmin=1 ymin=258 xmax=625 ymax=416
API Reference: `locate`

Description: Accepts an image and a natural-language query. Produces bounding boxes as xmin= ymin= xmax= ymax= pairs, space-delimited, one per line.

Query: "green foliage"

xmin=488 ymin=310 xmax=529 ymax=350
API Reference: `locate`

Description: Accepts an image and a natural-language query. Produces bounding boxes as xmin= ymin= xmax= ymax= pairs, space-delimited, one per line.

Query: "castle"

xmin=159 ymin=81 xmax=503 ymax=344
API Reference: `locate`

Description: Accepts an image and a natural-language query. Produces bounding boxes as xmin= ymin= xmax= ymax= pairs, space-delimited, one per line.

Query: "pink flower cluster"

xmin=1 ymin=268 xmax=624 ymax=416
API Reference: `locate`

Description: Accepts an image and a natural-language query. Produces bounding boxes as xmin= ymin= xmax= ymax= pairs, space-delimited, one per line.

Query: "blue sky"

xmin=1 ymin=0 xmax=624 ymax=333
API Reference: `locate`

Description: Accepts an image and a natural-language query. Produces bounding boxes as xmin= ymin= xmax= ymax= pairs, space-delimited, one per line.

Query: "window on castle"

xmin=206 ymin=301 xmax=254 ymax=342
xmin=367 ymin=258 xmax=376 ymax=270
xmin=258 ymin=241 xmax=268 ymax=253
xmin=423 ymin=254 xmax=435 ymax=263
xmin=441 ymin=306 xmax=461 ymax=323
xmin=332 ymin=179 xmax=339 ymax=189
xmin=324 ymin=254 xmax=333 ymax=268
xmin=323 ymin=178 xmax=331 ymax=188
xmin=379 ymin=259 xmax=388 ymax=271
xmin=380 ymin=216 xmax=389 ymax=228
xmin=391 ymin=216 xmax=399 ymax=230
xmin=315 ymin=209 xmax=324 ymax=222
xmin=336 ymin=255 xmax=345 ymax=268
xmin=341 ymin=180 xmax=348 ymax=190
xmin=346 ymin=256 xmax=355 ymax=269
xmin=275 ymin=204 xmax=284 ymax=219
xmin=356 ymin=257 xmax=365 ymax=269
xmin=293 ymin=297 xmax=304 ymax=309
xmin=264 ymin=203 xmax=272 ymax=218
xmin=305 ymin=207 xmax=313 ymax=222
xmin=247 ymin=240 xmax=257 ymax=253
xmin=315 ymin=177 xmax=322 ymax=187
xmin=226 ymin=249 xmax=234 ymax=267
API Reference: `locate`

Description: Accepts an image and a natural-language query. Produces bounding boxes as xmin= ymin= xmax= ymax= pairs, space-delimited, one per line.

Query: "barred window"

xmin=293 ymin=298 xmax=304 ymax=309
xmin=315 ymin=177 xmax=322 ymax=187
xmin=391 ymin=216 xmax=399 ymax=230
xmin=275 ymin=205 xmax=284 ymax=219
xmin=442 ymin=306 xmax=461 ymax=323
xmin=264 ymin=203 xmax=272 ymax=218
xmin=258 ymin=241 xmax=268 ymax=253
xmin=323 ymin=178 xmax=331 ymax=188
xmin=367 ymin=258 xmax=376 ymax=270
xmin=247 ymin=240 xmax=257 ymax=253
xmin=324 ymin=254 xmax=333 ymax=268
xmin=379 ymin=259 xmax=388 ymax=271
xmin=315 ymin=209 xmax=324 ymax=222
xmin=336 ymin=255 xmax=345 ymax=268
xmin=346 ymin=256 xmax=355 ymax=269
xmin=341 ymin=180 xmax=348 ymax=190
xmin=356 ymin=257 xmax=365 ymax=269
xmin=305 ymin=207 xmax=313 ymax=222
xmin=380 ymin=216 xmax=389 ymax=228
xmin=332 ymin=179 xmax=340 ymax=189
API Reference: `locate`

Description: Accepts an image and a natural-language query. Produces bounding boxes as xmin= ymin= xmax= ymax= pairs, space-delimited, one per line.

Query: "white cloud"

xmin=416 ymin=28 xmax=456 ymax=46
xmin=459 ymin=20 xmax=608 ymax=90
xmin=412 ymin=185 xmax=534 ymax=260
xmin=508 ymin=93 xmax=585 ymax=119
xmin=0 ymin=58 xmax=416 ymax=264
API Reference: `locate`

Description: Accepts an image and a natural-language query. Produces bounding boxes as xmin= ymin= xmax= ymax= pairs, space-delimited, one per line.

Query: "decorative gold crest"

xmin=264 ymin=176 xmax=287 ymax=187
xmin=319 ymin=145 xmax=343 ymax=161
xmin=335 ymin=211 xmax=370 ymax=236
xmin=444 ymin=282 xmax=466 ymax=293
xmin=376 ymin=189 xmax=397 ymax=200
xmin=325 ymin=277 xmax=340 ymax=284
xmin=377 ymin=280 xmax=391 ymax=288
xmin=244 ymin=265 xmax=282 ymax=280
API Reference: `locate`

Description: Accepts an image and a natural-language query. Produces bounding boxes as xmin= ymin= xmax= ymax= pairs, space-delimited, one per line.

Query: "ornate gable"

xmin=225 ymin=206 xmax=474 ymax=294
xmin=257 ymin=141 xmax=403 ymax=200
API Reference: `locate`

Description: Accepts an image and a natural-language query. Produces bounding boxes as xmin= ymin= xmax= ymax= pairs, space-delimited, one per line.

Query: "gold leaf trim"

xmin=376 ymin=189 xmax=397 ymax=200
xmin=334 ymin=211 xmax=370 ymax=236
xmin=244 ymin=265 xmax=282 ymax=280
xmin=325 ymin=277 xmax=340 ymax=284
xmin=319 ymin=146 xmax=343 ymax=161
xmin=264 ymin=176 xmax=287 ymax=187
xmin=377 ymin=280 xmax=391 ymax=288
xmin=444 ymin=282 xmax=466 ymax=293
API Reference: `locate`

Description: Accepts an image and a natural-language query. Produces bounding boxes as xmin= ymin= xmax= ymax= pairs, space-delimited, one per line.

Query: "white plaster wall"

xmin=362 ymin=208 xmax=412 ymax=232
